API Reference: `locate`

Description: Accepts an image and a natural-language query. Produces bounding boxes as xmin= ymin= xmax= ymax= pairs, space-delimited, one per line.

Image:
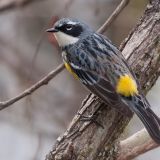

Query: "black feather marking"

xmin=56 ymin=23 xmax=83 ymax=37
xmin=73 ymin=69 xmax=98 ymax=85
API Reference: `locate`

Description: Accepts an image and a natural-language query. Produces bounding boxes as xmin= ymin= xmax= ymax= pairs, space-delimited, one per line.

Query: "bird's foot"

xmin=77 ymin=112 xmax=104 ymax=128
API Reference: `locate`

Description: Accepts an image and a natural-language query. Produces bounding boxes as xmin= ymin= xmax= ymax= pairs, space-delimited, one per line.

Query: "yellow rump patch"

xmin=64 ymin=62 xmax=78 ymax=79
xmin=116 ymin=74 xmax=138 ymax=97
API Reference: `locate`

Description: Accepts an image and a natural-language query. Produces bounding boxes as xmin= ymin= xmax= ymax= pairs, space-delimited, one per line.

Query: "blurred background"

xmin=0 ymin=0 xmax=159 ymax=159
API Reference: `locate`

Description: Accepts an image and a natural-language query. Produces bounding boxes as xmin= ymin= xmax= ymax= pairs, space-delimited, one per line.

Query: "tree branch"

xmin=0 ymin=63 xmax=65 ymax=110
xmin=46 ymin=0 xmax=160 ymax=159
xmin=97 ymin=0 xmax=130 ymax=33
xmin=0 ymin=0 xmax=129 ymax=111
xmin=118 ymin=129 xmax=160 ymax=160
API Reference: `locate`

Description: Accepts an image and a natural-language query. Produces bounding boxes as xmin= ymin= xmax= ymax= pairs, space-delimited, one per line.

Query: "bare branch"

xmin=97 ymin=0 xmax=130 ymax=33
xmin=118 ymin=129 xmax=160 ymax=160
xmin=0 ymin=0 xmax=130 ymax=111
xmin=0 ymin=63 xmax=65 ymax=110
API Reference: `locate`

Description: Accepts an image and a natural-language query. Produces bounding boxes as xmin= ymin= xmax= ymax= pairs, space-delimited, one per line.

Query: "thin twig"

xmin=0 ymin=63 xmax=65 ymax=110
xmin=97 ymin=0 xmax=130 ymax=33
xmin=118 ymin=129 xmax=160 ymax=160
xmin=0 ymin=0 xmax=130 ymax=110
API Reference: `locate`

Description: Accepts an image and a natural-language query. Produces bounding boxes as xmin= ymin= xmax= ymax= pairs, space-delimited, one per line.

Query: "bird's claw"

xmin=77 ymin=112 xmax=104 ymax=128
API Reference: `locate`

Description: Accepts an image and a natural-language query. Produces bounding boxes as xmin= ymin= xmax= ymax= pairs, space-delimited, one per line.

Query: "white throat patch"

xmin=54 ymin=31 xmax=79 ymax=47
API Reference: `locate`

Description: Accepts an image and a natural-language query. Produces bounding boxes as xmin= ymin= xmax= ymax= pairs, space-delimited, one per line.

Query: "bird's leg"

xmin=77 ymin=111 xmax=104 ymax=128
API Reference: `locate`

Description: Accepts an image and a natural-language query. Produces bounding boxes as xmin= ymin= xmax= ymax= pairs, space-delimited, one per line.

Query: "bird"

xmin=46 ymin=18 xmax=160 ymax=143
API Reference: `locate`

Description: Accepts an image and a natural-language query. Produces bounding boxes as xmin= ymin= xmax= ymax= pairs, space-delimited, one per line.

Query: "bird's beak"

xmin=46 ymin=27 xmax=58 ymax=33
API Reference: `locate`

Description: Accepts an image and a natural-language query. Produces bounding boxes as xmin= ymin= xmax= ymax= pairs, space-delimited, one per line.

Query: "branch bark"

xmin=46 ymin=0 xmax=160 ymax=160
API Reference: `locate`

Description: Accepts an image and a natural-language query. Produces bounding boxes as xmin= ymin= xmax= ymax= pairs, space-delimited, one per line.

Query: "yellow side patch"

xmin=64 ymin=62 xmax=78 ymax=79
xmin=116 ymin=74 xmax=138 ymax=97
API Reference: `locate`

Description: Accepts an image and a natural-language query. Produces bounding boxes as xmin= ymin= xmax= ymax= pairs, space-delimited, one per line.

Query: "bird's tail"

xmin=124 ymin=95 xmax=160 ymax=144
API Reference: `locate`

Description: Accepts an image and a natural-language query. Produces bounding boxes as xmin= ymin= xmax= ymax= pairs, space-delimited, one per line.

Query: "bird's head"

xmin=46 ymin=18 xmax=93 ymax=47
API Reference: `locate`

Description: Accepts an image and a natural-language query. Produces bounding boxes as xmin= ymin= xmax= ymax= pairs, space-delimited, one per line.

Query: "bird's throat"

xmin=54 ymin=31 xmax=79 ymax=47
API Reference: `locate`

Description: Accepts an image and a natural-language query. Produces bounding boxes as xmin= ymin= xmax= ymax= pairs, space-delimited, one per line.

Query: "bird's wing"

xmin=66 ymin=38 xmax=133 ymax=116
xmin=71 ymin=64 xmax=132 ymax=116
xmin=101 ymin=34 xmax=139 ymax=85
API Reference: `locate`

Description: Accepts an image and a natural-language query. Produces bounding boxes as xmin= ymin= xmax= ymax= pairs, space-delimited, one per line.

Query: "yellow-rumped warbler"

xmin=47 ymin=18 xmax=160 ymax=143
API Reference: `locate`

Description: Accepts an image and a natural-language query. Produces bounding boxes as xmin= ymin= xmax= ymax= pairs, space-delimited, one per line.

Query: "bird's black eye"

xmin=66 ymin=24 xmax=73 ymax=31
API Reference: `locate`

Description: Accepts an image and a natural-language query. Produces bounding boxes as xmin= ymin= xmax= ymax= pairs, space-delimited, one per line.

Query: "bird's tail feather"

xmin=128 ymin=96 xmax=160 ymax=144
